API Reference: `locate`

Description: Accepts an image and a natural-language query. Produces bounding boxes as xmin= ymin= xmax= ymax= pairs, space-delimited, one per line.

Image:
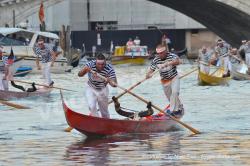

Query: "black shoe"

xmin=222 ymin=71 xmax=230 ymax=78
xmin=49 ymin=81 xmax=54 ymax=87
xmin=170 ymin=109 xmax=183 ymax=117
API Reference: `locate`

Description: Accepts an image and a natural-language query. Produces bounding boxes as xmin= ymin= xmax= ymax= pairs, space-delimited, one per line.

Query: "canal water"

xmin=0 ymin=62 xmax=250 ymax=165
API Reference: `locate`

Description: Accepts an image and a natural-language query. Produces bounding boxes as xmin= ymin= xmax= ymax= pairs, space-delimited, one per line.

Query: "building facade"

xmin=26 ymin=0 xmax=218 ymax=55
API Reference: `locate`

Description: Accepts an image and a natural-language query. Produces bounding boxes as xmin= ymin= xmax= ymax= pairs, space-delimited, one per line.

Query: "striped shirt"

xmin=244 ymin=44 xmax=250 ymax=53
xmin=150 ymin=53 xmax=178 ymax=80
xmin=85 ymin=60 xmax=116 ymax=89
xmin=33 ymin=43 xmax=53 ymax=63
xmin=199 ymin=51 xmax=211 ymax=63
xmin=215 ymin=44 xmax=230 ymax=57
xmin=0 ymin=60 xmax=4 ymax=72
xmin=2 ymin=56 xmax=9 ymax=66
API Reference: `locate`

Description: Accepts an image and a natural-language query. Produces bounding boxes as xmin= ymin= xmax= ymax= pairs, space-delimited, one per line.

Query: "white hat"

xmin=217 ymin=39 xmax=223 ymax=44
xmin=156 ymin=46 xmax=167 ymax=53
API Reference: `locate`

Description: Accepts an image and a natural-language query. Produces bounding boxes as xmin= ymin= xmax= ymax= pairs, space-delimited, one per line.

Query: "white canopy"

xmin=0 ymin=27 xmax=59 ymax=39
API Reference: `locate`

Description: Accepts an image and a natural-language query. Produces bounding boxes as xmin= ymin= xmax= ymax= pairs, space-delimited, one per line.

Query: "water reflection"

xmin=65 ymin=132 xmax=183 ymax=165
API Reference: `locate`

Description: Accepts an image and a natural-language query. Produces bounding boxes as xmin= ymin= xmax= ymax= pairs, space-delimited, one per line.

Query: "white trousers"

xmin=219 ymin=56 xmax=231 ymax=74
xmin=85 ymin=83 xmax=110 ymax=118
xmin=0 ymin=72 xmax=4 ymax=90
xmin=1 ymin=65 xmax=14 ymax=91
xmin=42 ymin=62 xmax=52 ymax=85
xmin=246 ymin=53 xmax=250 ymax=66
xmin=200 ymin=64 xmax=210 ymax=74
xmin=162 ymin=75 xmax=181 ymax=112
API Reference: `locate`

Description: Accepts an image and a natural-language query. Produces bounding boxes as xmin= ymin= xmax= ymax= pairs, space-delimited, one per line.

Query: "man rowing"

xmin=78 ymin=53 xmax=117 ymax=118
xmin=198 ymin=46 xmax=212 ymax=74
xmin=214 ymin=39 xmax=231 ymax=77
xmin=33 ymin=38 xmax=56 ymax=87
xmin=146 ymin=44 xmax=184 ymax=117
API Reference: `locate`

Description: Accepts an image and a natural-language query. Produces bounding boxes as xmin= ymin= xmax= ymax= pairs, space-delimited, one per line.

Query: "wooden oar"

xmin=11 ymin=79 xmax=77 ymax=92
xmin=199 ymin=61 xmax=223 ymax=76
xmin=180 ymin=67 xmax=198 ymax=79
xmin=109 ymin=67 xmax=197 ymax=104
xmin=91 ymin=70 xmax=200 ymax=135
xmin=0 ymin=100 xmax=30 ymax=109
xmin=108 ymin=69 xmax=159 ymax=104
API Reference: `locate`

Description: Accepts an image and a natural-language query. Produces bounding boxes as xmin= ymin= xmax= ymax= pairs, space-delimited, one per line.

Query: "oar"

xmin=91 ymin=70 xmax=200 ymax=135
xmin=199 ymin=61 xmax=222 ymax=76
xmin=109 ymin=67 xmax=197 ymax=104
xmin=230 ymin=54 xmax=245 ymax=63
xmin=108 ymin=69 xmax=159 ymax=104
xmin=179 ymin=67 xmax=198 ymax=79
xmin=0 ymin=100 xmax=30 ymax=109
xmin=11 ymin=79 xmax=77 ymax=92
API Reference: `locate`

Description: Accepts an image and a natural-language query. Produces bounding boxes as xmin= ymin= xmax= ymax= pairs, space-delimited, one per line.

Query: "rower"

xmin=112 ymin=96 xmax=154 ymax=120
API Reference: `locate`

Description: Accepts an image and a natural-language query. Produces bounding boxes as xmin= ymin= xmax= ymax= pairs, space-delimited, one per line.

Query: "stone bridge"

xmin=1 ymin=0 xmax=250 ymax=47
xmin=149 ymin=0 xmax=250 ymax=47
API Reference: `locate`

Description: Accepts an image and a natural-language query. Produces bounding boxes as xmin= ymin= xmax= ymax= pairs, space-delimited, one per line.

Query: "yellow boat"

xmin=112 ymin=45 xmax=149 ymax=65
xmin=111 ymin=55 xmax=148 ymax=65
xmin=198 ymin=68 xmax=231 ymax=85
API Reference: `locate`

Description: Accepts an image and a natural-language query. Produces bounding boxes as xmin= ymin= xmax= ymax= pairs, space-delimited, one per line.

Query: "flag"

xmin=39 ymin=1 xmax=45 ymax=23
xmin=7 ymin=47 xmax=15 ymax=65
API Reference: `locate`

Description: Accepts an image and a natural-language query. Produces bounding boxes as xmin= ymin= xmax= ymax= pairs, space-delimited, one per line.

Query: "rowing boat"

xmin=0 ymin=87 xmax=52 ymax=100
xmin=61 ymin=93 xmax=182 ymax=137
xmin=231 ymin=63 xmax=250 ymax=80
xmin=111 ymin=55 xmax=149 ymax=65
xmin=198 ymin=68 xmax=230 ymax=85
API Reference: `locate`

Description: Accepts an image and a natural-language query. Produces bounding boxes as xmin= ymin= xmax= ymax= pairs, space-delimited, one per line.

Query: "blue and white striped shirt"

xmin=85 ymin=60 xmax=116 ymax=89
xmin=150 ymin=53 xmax=178 ymax=80
xmin=33 ymin=43 xmax=53 ymax=63
xmin=0 ymin=60 xmax=4 ymax=72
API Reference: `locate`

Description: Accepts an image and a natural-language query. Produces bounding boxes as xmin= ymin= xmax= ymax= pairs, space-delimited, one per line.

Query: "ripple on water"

xmin=0 ymin=64 xmax=250 ymax=165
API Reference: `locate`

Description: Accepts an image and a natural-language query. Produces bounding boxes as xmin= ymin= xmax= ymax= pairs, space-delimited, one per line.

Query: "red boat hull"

xmin=62 ymin=100 xmax=182 ymax=137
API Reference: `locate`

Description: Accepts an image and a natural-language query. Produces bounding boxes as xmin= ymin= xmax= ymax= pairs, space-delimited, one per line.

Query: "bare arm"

xmin=78 ymin=66 xmax=90 ymax=77
xmin=36 ymin=57 xmax=41 ymax=70
xmin=108 ymin=77 xmax=117 ymax=87
xmin=146 ymin=68 xmax=155 ymax=79
xmin=168 ymin=57 xmax=181 ymax=66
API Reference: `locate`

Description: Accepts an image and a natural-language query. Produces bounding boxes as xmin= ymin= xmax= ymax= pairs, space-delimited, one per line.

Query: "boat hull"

xmin=111 ymin=55 xmax=148 ymax=65
xmin=62 ymin=100 xmax=181 ymax=137
xmin=0 ymin=88 xmax=52 ymax=100
xmin=11 ymin=57 xmax=73 ymax=74
xmin=231 ymin=64 xmax=250 ymax=80
xmin=198 ymin=69 xmax=230 ymax=85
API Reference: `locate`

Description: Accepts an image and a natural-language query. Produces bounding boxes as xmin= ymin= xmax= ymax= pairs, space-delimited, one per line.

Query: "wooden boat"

xmin=0 ymin=87 xmax=52 ymax=100
xmin=14 ymin=66 xmax=32 ymax=77
xmin=0 ymin=27 xmax=74 ymax=74
xmin=61 ymin=93 xmax=182 ymax=137
xmin=111 ymin=55 xmax=148 ymax=65
xmin=112 ymin=45 xmax=149 ymax=65
xmin=198 ymin=68 xmax=230 ymax=85
xmin=231 ymin=63 xmax=250 ymax=80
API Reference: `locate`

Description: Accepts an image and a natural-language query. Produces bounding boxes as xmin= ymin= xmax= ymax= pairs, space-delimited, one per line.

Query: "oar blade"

xmin=0 ymin=100 xmax=30 ymax=109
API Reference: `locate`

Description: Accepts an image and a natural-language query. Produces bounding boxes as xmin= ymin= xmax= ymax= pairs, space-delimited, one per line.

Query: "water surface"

xmin=1 ymin=63 xmax=250 ymax=165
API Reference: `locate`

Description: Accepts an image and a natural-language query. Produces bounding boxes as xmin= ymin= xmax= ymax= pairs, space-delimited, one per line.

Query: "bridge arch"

xmin=149 ymin=0 xmax=250 ymax=47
